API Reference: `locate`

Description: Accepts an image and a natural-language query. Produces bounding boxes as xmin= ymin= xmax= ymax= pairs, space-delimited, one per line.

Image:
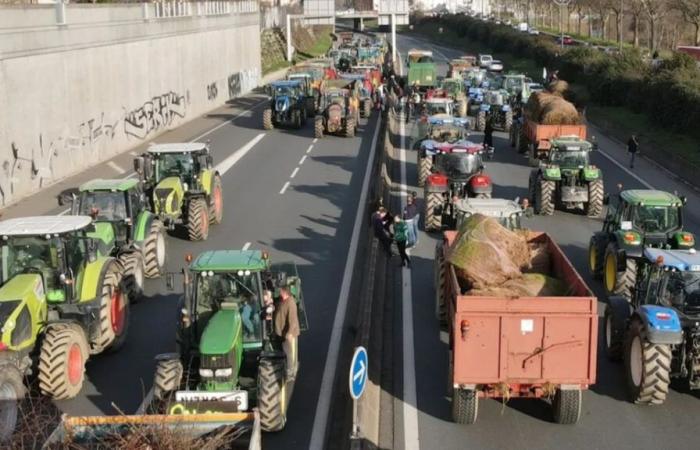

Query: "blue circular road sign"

xmin=349 ymin=346 xmax=368 ymax=400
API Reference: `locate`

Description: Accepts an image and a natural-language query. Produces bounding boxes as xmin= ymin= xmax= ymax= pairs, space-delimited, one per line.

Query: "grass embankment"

xmin=261 ymin=26 xmax=333 ymax=75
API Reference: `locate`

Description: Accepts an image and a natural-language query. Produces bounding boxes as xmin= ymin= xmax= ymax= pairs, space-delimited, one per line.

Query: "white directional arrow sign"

xmin=349 ymin=346 xmax=368 ymax=400
xmin=353 ymin=359 xmax=366 ymax=385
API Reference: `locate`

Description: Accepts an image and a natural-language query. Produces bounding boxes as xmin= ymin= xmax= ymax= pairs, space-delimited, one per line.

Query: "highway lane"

xmin=389 ymin=33 xmax=700 ymax=450
xmin=6 ymin=85 xmax=381 ymax=448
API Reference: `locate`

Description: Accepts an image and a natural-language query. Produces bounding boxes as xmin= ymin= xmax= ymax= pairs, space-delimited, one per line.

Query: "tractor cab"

xmin=414 ymin=115 xmax=469 ymax=148
xmin=421 ymin=98 xmax=455 ymax=117
xmin=546 ymin=136 xmax=596 ymax=168
xmin=454 ymin=197 xmax=529 ymax=231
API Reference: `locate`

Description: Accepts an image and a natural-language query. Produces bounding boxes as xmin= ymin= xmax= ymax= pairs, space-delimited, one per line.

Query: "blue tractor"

xmin=263 ymin=80 xmax=308 ymax=130
xmin=605 ymin=248 xmax=700 ymax=405
xmin=475 ymin=89 xmax=512 ymax=132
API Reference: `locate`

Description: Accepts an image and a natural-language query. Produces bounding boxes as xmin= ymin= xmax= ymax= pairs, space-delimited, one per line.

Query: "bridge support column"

xmin=354 ymin=18 xmax=360 ymax=31
xmin=286 ymin=14 xmax=293 ymax=62
xmin=391 ymin=14 xmax=396 ymax=69
xmin=360 ymin=17 xmax=364 ymax=31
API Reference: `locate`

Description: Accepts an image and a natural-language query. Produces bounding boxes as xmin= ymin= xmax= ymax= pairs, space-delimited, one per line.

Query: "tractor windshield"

xmin=429 ymin=126 xmax=465 ymax=143
xmin=195 ymin=271 xmax=262 ymax=342
xmin=0 ymin=236 xmax=59 ymax=288
xmin=77 ymin=191 xmax=127 ymax=222
xmin=550 ymin=150 xmax=589 ymax=168
xmin=659 ymin=271 xmax=700 ymax=313
xmin=442 ymin=81 xmax=461 ymax=96
xmin=273 ymin=85 xmax=297 ymax=98
xmin=425 ymin=102 xmax=452 ymax=116
xmin=504 ymin=77 xmax=523 ymax=92
xmin=630 ymin=205 xmax=681 ymax=233
xmin=154 ymin=153 xmax=197 ymax=182
xmin=437 ymin=153 xmax=481 ymax=176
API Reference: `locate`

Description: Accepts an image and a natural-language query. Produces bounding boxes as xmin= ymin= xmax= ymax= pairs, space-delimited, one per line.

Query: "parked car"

xmin=528 ymin=28 xmax=540 ymax=35
xmin=557 ymin=35 xmax=574 ymax=45
xmin=478 ymin=54 xmax=493 ymax=68
xmin=517 ymin=22 xmax=528 ymax=32
xmin=488 ymin=60 xmax=504 ymax=72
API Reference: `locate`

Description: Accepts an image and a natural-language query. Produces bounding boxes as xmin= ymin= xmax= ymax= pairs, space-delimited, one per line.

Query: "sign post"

xmin=349 ymin=346 xmax=368 ymax=439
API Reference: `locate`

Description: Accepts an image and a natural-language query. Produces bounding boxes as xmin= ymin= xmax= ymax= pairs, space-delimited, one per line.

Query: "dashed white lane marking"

xmin=307 ymin=144 xmax=314 ymax=154
xmin=313 ymin=138 xmax=318 ymax=143
xmin=242 ymin=242 xmax=251 ymax=251
xmin=215 ymin=133 xmax=266 ymax=175
xmin=290 ymin=167 xmax=300 ymax=179
xmin=107 ymin=161 xmax=126 ymax=174
xmin=299 ymin=155 xmax=307 ymax=165
xmin=279 ymin=181 xmax=290 ymax=195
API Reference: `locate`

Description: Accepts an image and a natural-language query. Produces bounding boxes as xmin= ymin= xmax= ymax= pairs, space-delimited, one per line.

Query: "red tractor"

xmin=423 ymin=142 xmax=494 ymax=231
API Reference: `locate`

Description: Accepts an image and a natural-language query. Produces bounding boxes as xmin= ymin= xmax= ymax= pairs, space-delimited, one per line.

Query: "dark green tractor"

xmin=59 ymin=179 xmax=168 ymax=300
xmin=528 ymin=137 xmax=604 ymax=217
xmin=150 ymin=249 xmax=308 ymax=432
xmin=588 ymin=189 xmax=693 ymax=298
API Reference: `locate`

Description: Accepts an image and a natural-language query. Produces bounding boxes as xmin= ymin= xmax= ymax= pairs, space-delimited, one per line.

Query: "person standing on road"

xmin=628 ymin=134 xmax=639 ymax=168
xmin=373 ymin=207 xmax=393 ymax=256
xmin=271 ymin=288 xmax=300 ymax=381
xmin=403 ymin=193 xmax=419 ymax=248
xmin=393 ymin=215 xmax=411 ymax=268
xmin=484 ymin=116 xmax=494 ymax=150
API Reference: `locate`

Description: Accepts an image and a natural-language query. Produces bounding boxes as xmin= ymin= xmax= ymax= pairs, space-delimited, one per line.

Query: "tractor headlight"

xmin=183 ymin=183 xmax=188 ymax=192
xmin=199 ymin=368 xmax=214 ymax=378
xmin=215 ymin=368 xmax=233 ymax=377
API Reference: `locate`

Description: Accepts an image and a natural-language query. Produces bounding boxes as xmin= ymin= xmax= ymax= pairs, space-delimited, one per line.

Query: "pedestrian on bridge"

xmin=627 ymin=134 xmax=639 ymax=168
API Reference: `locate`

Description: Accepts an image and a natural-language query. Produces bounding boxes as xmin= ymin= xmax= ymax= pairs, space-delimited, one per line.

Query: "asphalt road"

xmin=387 ymin=33 xmax=700 ymax=450
xmin=6 ymin=80 xmax=380 ymax=447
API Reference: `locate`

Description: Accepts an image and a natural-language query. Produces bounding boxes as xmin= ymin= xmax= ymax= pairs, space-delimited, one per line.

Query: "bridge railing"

xmin=150 ymin=0 xmax=258 ymax=19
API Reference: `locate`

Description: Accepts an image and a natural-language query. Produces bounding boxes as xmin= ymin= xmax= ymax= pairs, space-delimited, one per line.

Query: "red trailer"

xmin=677 ymin=46 xmax=700 ymax=61
xmin=511 ymin=119 xmax=587 ymax=166
xmin=435 ymin=230 xmax=597 ymax=425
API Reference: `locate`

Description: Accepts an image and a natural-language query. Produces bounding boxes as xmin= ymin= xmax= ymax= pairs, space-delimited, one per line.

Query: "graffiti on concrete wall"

xmin=228 ymin=73 xmax=242 ymax=99
xmin=124 ymin=91 xmax=188 ymax=140
xmin=207 ymin=82 xmax=219 ymax=101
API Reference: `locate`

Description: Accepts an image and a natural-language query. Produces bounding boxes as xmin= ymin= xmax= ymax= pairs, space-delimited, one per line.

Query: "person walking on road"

xmin=484 ymin=116 xmax=494 ymax=150
xmin=269 ymin=288 xmax=300 ymax=381
xmin=403 ymin=193 xmax=419 ymax=248
xmin=373 ymin=207 xmax=393 ymax=257
xmin=393 ymin=215 xmax=411 ymax=268
xmin=628 ymin=134 xmax=639 ymax=168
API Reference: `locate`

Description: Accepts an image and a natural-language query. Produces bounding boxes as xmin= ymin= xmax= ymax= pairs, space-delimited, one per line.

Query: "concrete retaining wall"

xmin=0 ymin=3 xmax=261 ymax=208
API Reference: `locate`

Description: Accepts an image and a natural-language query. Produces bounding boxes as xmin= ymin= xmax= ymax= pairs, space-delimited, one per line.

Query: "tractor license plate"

xmin=561 ymin=186 xmax=588 ymax=202
xmin=175 ymin=390 xmax=248 ymax=411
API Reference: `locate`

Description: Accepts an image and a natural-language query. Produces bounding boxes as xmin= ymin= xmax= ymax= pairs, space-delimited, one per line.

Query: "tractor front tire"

xmin=187 ymin=198 xmax=210 ymax=241
xmin=552 ymin=389 xmax=582 ymax=424
xmin=345 ymin=117 xmax=356 ymax=138
xmin=424 ymin=192 xmax=442 ymax=232
xmin=263 ymin=108 xmax=273 ymax=130
xmin=603 ymin=243 xmax=636 ymax=299
xmin=363 ymin=100 xmax=371 ymax=118
xmin=476 ymin=111 xmax=486 ymax=132
xmin=534 ymin=177 xmax=555 ymax=215
xmin=586 ymin=179 xmax=604 ymax=218
xmin=315 ymin=116 xmax=324 ymax=138
xmin=588 ymin=237 xmax=604 ymax=280
xmin=624 ymin=320 xmax=671 ymax=405
xmin=0 ymin=365 xmax=25 ymax=441
xmin=604 ymin=305 xmax=623 ymax=361
xmin=209 ymin=174 xmax=224 ymax=225
xmin=118 ymin=251 xmax=144 ymax=303
xmin=143 ymin=220 xmax=166 ymax=278
xmin=92 ymin=261 xmax=130 ymax=354
xmin=452 ymin=388 xmax=478 ymax=424
xmin=258 ymin=358 xmax=287 ymax=432
xmin=153 ymin=358 xmax=183 ymax=401
xmin=417 ymin=155 xmax=431 ymax=187
xmin=38 ymin=324 xmax=89 ymax=399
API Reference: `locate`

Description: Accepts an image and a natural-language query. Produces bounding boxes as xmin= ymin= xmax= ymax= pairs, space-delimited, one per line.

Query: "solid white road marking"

xmin=307 ymin=144 xmax=314 ymax=154
xmin=309 ymin=116 xmax=382 ymax=449
xmin=596 ymin=149 xmax=654 ymax=189
xmin=279 ymin=181 xmax=290 ymax=195
xmin=400 ymin=118 xmax=420 ymax=449
xmin=107 ymin=161 xmax=126 ymax=174
xmin=299 ymin=155 xmax=307 ymax=165
xmin=242 ymin=242 xmax=251 ymax=251
xmin=215 ymin=133 xmax=266 ymax=175
xmin=313 ymin=138 xmax=319 ymax=143
xmin=290 ymin=167 xmax=300 ymax=179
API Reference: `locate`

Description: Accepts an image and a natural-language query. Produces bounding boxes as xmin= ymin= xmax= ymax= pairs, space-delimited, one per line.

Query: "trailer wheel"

xmin=187 ymin=198 xmax=210 ymax=241
xmin=528 ymin=144 xmax=539 ymax=167
xmin=434 ymin=243 xmax=447 ymax=326
xmin=0 ymin=365 xmax=24 ymax=442
xmin=476 ymin=111 xmax=486 ymax=132
xmin=518 ymin=128 xmax=528 ymax=154
xmin=263 ymin=108 xmax=273 ymax=130
xmin=153 ymin=357 xmax=183 ymax=401
xmin=586 ymin=179 xmax=604 ymax=218
xmin=552 ymin=388 xmax=582 ymax=424
xmin=92 ymin=261 xmax=130 ymax=354
xmin=258 ymin=358 xmax=287 ymax=432
xmin=624 ymin=320 xmax=671 ymax=405
xmin=118 ymin=251 xmax=144 ymax=303
xmin=417 ymin=154 xmax=431 ymax=187
xmin=534 ymin=176 xmax=555 ymax=215
xmin=452 ymin=388 xmax=478 ymax=424
xmin=509 ymin=125 xmax=516 ymax=147
xmin=424 ymin=192 xmax=442 ymax=232
xmin=603 ymin=243 xmax=636 ymax=299
xmin=314 ymin=116 xmax=324 ymax=138
xmin=143 ymin=220 xmax=166 ymax=278
xmin=38 ymin=324 xmax=89 ymax=399
xmin=604 ymin=305 xmax=623 ymax=361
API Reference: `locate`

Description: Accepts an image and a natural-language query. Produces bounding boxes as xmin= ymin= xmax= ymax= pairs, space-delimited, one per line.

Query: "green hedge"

xmin=420 ymin=15 xmax=700 ymax=139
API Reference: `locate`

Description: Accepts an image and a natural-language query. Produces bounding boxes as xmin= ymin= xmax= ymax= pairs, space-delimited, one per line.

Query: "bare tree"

xmin=641 ymin=0 xmax=669 ymax=50
xmin=629 ymin=0 xmax=646 ymax=45
xmin=607 ymin=0 xmax=625 ymax=43
xmin=673 ymin=0 xmax=700 ymax=44
xmin=573 ymin=0 xmax=587 ymax=34
xmin=590 ymin=0 xmax=611 ymax=38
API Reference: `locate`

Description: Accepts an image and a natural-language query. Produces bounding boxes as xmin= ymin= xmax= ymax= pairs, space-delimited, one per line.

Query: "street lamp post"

xmin=552 ymin=0 xmax=572 ymax=49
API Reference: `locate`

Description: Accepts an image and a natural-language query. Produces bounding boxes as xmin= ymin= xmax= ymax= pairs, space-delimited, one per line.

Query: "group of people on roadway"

xmin=371 ymin=193 xmax=420 ymax=268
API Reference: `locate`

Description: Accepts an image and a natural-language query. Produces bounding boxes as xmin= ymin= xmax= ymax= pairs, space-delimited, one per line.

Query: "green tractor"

xmin=149 ymin=249 xmax=307 ymax=432
xmin=59 ymin=178 xmax=168 ymax=300
xmin=439 ymin=78 xmax=468 ymax=117
xmin=528 ymin=136 xmax=604 ymax=217
xmin=0 ymin=216 xmax=130 ymax=438
xmin=134 ymin=143 xmax=223 ymax=241
xmin=588 ymin=189 xmax=694 ymax=298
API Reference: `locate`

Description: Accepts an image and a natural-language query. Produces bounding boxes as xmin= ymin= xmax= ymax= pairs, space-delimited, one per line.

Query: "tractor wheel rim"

xmin=135 ymin=262 xmax=144 ymax=290
xmin=214 ymin=186 xmax=223 ymax=217
xmin=157 ymin=233 xmax=166 ymax=268
xmin=589 ymin=245 xmax=597 ymax=272
xmin=67 ymin=343 xmax=83 ymax=386
xmin=110 ymin=288 xmax=125 ymax=335
xmin=630 ymin=336 xmax=643 ymax=387
xmin=605 ymin=314 xmax=612 ymax=349
xmin=202 ymin=209 xmax=209 ymax=236
xmin=605 ymin=253 xmax=617 ymax=293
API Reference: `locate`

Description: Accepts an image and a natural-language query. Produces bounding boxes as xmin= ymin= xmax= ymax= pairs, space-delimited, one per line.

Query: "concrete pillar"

xmin=55 ymin=0 xmax=66 ymax=26
xmin=360 ymin=18 xmax=364 ymax=32
xmin=287 ymin=14 xmax=293 ymax=62
xmin=142 ymin=3 xmax=150 ymax=20
xmin=391 ymin=14 xmax=396 ymax=68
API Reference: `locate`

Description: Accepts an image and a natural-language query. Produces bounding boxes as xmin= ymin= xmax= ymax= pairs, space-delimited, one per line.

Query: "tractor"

xmin=450 ymin=197 xmax=529 ymax=231
xmin=406 ymin=49 xmax=436 ymax=89
xmin=528 ymin=136 xmax=604 ymax=217
xmin=438 ymin=78 xmax=468 ymax=117
xmin=285 ymin=72 xmax=319 ymax=117
xmin=475 ymin=89 xmax=513 ymax=132
xmin=150 ymin=249 xmax=308 ymax=432
xmin=339 ymin=73 xmax=374 ymax=118
xmin=588 ymin=189 xmax=693 ymax=298
xmin=421 ymin=142 xmax=493 ymax=231
xmin=413 ymin=115 xmax=470 ymax=162
xmin=0 ymin=216 xmax=130 ymax=438
xmin=263 ymin=80 xmax=308 ymax=130
xmin=603 ymin=248 xmax=700 ymax=405
xmin=315 ymin=81 xmax=359 ymax=138
xmin=501 ymin=73 xmax=532 ymax=104
xmin=133 ymin=142 xmax=223 ymax=241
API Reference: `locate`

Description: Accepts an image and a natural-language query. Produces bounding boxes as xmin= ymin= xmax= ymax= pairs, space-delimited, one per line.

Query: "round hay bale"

xmin=547 ymin=80 xmax=569 ymax=96
xmin=540 ymin=97 xmax=581 ymax=124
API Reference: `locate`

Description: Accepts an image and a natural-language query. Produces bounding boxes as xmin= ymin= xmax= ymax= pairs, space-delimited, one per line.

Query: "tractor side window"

xmin=129 ymin=190 xmax=143 ymax=218
xmin=11 ymin=305 xmax=31 ymax=347
xmin=645 ymin=270 xmax=663 ymax=305
xmin=65 ymin=237 xmax=85 ymax=281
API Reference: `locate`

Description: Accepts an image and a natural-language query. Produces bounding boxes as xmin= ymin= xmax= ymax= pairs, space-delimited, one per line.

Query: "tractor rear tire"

xmin=603 ymin=243 xmax=636 ymax=299
xmin=315 ymin=116 xmax=324 ymax=138
xmin=209 ymin=175 xmax=224 ymax=225
xmin=143 ymin=220 xmax=166 ymax=278
xmin=118 ymin=251 xmax=144 ymax=303
xmin=424 ymin=192 xmax=442 ymax=232
xmin=504 ymin=110 xmax=513 ymax=132
xmin=452 ymin=388 xmax=478 ymax=424
xmin=258 ymin=358 xmax=287 ymax=432
xmin=345 ymin=117 xmax=356 ymax=138
xmin=187 ymin=198 xmax=210 ymax=241
xmin=552 ymin=389 xmax=582 ymax=424
xmin=534 ymin=177 xmax=555 ymax=215
xmin=624 ymin=320 xmax=671 ymax=405
xmin=586 ymin=179 xmax=604 ymax=218
xmin=604 ymin=305 xmax=623 ymax=361
xmin=509 ymin=125 xmax=516 ymax=147
xmin=588 ymin=237 xmax=604 ymax=280
xmin=518 ymin=128 xmax=528 ymax=154
xmin=435 ymin=244 xmax=447 ymax=326
xmin=153 ymin=358 xmax=183 ymax=401
xmin=92 ymin=261 xmax=130 ymax=354
xmin=476 ymin=111 xmax=486 ymax=132
xmin=0 ymin=365 xmax=24 ymax=442
xmin=363 ymin=99 xmax=371 ymax=118
xmin=417 ymin=155 xmax=431 ymax=187
xmin=38 ymin=324 xmax=89 ymax=400
xmin=263 ymin=108 xmax=273 ymax=130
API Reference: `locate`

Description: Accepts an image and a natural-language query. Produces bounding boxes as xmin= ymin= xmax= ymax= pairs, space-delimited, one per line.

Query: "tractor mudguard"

xmin=583 ymin=166 xmax=601 ymax=181
xmin=133 ymin=211 xmax=156 ymax=243
xmin=612 ymin=230 xmax=643 ymax=259
xmin=672 ymin=231 xmax=695 ymax=248
xmin=541 ymin=167 xmax=561 ymax=181
xmin=79 ymin=257 xmax=116 ymax=303
xmin=638 ymin=305 xmax=683 ymax=345
xmin=0 ymin=274 xmax=47 ymax=351
xmin=199 ymin=169 xmax=213 ymax=196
